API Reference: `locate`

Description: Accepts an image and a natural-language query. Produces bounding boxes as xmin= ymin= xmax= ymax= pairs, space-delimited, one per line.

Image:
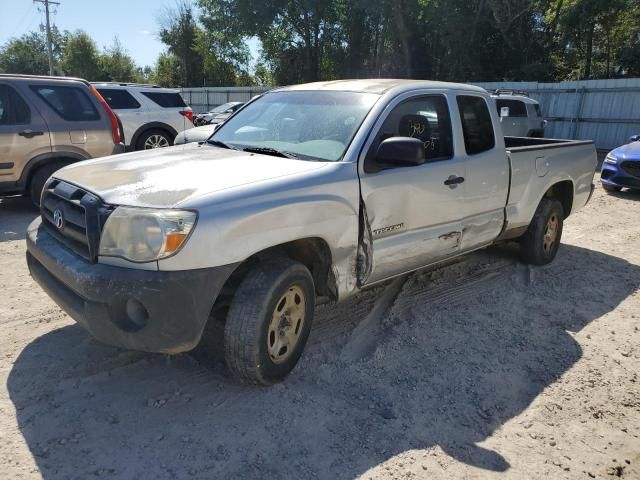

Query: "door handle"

xmin=444 ymin=175 xmax=465 ymax=187
xmin=18 ymin=129 xmax=44 ymax=138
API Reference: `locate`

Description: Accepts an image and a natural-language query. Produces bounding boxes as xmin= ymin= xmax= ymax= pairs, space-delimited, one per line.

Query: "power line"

xmin=33 ymin=0 xmax=60 ymax=75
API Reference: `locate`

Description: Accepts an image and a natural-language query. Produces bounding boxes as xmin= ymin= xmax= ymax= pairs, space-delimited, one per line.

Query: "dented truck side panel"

xmin=158 ymin=161 xmax=362 ymax=299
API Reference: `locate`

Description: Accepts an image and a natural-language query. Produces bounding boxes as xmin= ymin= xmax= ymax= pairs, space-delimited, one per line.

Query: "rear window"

xmin=141 ymin=91 xmax=186 ymax=108
xmin=534 ymin=104 xmax=542 ymax=117
xmin=97 ymin=88 xmax=141 ymax=109
xmin=31 ymin=85 xmax=99 ymax=121
xmin=495 ymin=99 xmax=527 ymax=117
xmin=457 ymin=95 xmax=495 ymax=155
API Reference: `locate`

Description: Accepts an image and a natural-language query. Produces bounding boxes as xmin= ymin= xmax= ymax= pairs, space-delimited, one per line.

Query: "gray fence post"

xmin=571 ymin=87 xmax=587 ymax=140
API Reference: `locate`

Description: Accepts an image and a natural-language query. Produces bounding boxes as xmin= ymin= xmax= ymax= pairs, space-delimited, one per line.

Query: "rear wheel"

xmin=602 ymin=184 xmax=622 ymax=193
xmin=137 ymin=129 xmax=173 ymax=150
xmin=29 ymin=162 xmax=65 ymax=207
xmin=519 ymin=198 xmax=564 ymax=265
xmin=224 ymin=258 xmax=315 ymax=385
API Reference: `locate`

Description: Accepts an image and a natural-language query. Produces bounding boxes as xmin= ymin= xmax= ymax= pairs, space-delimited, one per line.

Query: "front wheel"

xmin=224 ymin=258 xmax=315 ymax=385
xmin=519 ymin=198 xmax=564 ymax=265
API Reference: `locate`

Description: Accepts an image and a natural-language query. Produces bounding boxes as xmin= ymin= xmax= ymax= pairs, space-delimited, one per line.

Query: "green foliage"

xmin=61 ymin=30 xmax=102 ymax=80
xmin=98 ymin=37 xmax=138 ymax=82
xmin=196 ymin=0 xmax=640 ymax=84
xmin=153 ymin=53 xmax=183 ymax=87
xmin=0 ymin=32 xmax=54 ymax=75
xmin=158 ymin=1 xmax=204 ymax=86
xmin=1 ymin=0 xmax=638 ymax=85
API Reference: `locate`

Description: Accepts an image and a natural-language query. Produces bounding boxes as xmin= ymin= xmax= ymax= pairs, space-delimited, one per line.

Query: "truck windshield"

xmin=210 ymin=91 xmax=379 ymax=161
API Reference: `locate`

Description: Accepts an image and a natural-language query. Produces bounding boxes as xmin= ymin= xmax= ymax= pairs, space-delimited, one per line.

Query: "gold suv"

xmin=0 ymin=74 xmax=124 ymax=205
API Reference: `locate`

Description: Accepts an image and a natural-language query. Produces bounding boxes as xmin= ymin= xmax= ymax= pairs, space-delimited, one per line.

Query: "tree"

xmin=99 ymin=37 xmax=137 ymax=82
xmin=0 ymin=32 xmax=53 ymax=75
xmin=153 ymin=53 xmax=183 ymax=87
xmin=158 ymin=1 xmax=205 ymax=86
xmin=197 ymin=0 xmax=338 ymax=83
xmin=61 ymin=30 xmax=102 ymax=80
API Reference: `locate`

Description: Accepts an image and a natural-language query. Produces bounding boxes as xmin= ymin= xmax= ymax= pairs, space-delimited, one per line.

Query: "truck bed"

xmin=504 ymin=136 xmax=593 ymax=151
xmin=503 ymin=136 xmax=597 ymax=234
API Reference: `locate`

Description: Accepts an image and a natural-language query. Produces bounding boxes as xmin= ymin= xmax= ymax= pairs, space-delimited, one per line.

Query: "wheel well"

xmin=209 ymin=238 xmax=337 ymax=324
xmin=26 ymin=157 xmax=75 ymax=188
xmin=544 ymin=180 xmax=574 ymax=218
xmin=241 ymin=238 xmax=336 ymax=299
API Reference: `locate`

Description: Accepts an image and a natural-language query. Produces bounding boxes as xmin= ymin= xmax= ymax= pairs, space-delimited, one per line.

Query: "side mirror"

xmin=500 ymin=107 xmax=510 ymax=122
xmin=376 ymin=137 xmax=425 ymax=168
xmin=628 ymin=135 xmax=640 ymax=143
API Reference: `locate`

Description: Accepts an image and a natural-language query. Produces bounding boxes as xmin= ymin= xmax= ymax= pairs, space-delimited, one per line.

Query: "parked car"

xmin=491 ymin=89 xmax=547 ymax=137
xmin=0 ymin=74 xmax=124 ymax=205
xmin=174 ymin=124 xmax=217 ymax=145
xmin=600 ymin=134 xmax=640 ymax=192
xmin=92 ymin=82 xmax=193 ymax=150
xmin=193 ymin=102 xmax=244 ymax=126
xmin=26 ymin=80 xmax=597 ymax=384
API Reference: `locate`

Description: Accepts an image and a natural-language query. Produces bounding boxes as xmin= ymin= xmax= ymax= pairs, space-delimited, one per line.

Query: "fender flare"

xmin=130 ymin=122 xmax=178 ymax=148
xmin=18 ymin=151 xmax=89 ymax=189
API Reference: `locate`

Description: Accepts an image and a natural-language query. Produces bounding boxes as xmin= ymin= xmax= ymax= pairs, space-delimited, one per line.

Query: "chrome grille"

xmin=40 ymin=179 xmax=113 ymax=262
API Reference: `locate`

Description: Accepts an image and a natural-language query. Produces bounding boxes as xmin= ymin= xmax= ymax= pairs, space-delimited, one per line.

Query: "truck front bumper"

xmin=26 ymin=217 xmax=237 ymax=354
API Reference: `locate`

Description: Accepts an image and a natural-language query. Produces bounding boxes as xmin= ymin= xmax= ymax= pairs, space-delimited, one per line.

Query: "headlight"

xmin=604 ymin=153 xmax=618 ymax=164
xmin=99 ymin=207 xmax=197 ymax=262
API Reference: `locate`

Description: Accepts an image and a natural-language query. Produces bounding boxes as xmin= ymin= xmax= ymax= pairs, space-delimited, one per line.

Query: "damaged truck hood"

xmin=53 ymin=143 xmax=329 ymax=208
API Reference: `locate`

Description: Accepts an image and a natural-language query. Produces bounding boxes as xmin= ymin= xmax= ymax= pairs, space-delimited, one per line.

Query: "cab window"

xmin=369 ymin=95 xmax=453 ymax=166
xmin=457 ymin=95 xmax=495 ymax=155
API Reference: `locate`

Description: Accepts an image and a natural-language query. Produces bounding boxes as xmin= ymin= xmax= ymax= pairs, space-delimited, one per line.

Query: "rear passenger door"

xmin=97 ymin=88 xmax=145 ymax=147
xmin=0 ymin=83 xmax=51 ymax=184
xmin=359 ymin=93 xmax=467 ymax=284
xmin=455 ymin=95 xmax=509 ymax=251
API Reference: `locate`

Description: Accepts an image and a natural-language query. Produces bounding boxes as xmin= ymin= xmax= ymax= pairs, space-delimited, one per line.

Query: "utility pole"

xmin=34 ymin=0 xmax=60 ymax=76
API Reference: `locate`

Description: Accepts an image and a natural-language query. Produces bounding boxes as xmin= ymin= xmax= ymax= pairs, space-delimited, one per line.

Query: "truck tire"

xmin=29 ymin=162 xmax=65 ymax=207
xmin=602 ymin=184 xmax=622 ymax=193
xmin=224 ymin=258 xmax=315 ymax=385
xmin=519 ymin=198 xmax=564 ymax=265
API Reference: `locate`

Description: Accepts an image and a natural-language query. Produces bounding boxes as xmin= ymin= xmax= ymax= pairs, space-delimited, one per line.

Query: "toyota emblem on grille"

xmin=53 ymin=209 xmax=64 ymax=229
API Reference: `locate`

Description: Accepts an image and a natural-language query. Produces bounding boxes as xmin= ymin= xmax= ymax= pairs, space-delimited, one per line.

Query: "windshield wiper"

xmin=207 ymin=139 xmax=238 ymax=150
xmin=242 ymin=146 xmax=297 ymax=159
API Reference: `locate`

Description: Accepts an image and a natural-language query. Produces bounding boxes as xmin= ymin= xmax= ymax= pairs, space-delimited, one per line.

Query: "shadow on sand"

xmin=0 ymin=196 xmax=38 ymax=243
xmin=7 ymin=243 xmax=640 ymax=479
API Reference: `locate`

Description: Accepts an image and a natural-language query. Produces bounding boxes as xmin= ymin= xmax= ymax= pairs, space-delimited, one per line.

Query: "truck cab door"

xmin=0 ymin=83 xmax=51 ymax=185
xmin=358 ymin=93 xmax=466 ymax=285
xmin=454 ymin=95 xmax=509 ymax=251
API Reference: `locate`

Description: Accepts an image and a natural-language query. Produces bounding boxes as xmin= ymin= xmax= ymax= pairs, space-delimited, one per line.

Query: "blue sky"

xmin=1 ymin=0 xmax=260 ymax=68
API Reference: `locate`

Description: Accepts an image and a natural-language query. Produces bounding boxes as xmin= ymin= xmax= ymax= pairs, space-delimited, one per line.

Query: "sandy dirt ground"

xmin=0 ymin=178 xmax=639 ymax=480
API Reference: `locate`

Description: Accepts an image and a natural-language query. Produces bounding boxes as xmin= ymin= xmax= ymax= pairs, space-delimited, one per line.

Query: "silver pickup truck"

xmin=26 ymin=80 xmax=597 ymax=384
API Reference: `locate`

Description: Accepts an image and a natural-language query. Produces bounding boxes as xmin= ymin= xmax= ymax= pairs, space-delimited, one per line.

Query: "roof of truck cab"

xmin=276 ymin=79 xmax=488 ymax=95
